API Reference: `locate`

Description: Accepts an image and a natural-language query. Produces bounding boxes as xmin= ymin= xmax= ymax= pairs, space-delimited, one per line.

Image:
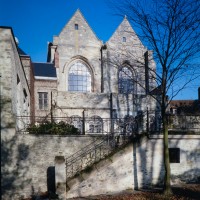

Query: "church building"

xmin=1 ymin=9 xmax=158 ymax=134
xmin=27 ymin=10 xmax=157 ymax=134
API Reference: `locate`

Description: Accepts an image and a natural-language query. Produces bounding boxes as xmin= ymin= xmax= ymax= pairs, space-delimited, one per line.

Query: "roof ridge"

xmin=58 ymin=9 xmax=102 ymax=43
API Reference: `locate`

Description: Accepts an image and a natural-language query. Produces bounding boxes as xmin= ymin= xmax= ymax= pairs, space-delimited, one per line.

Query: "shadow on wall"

xmin=133 ymin=134 xmax=200 ymax=191
xmin=132 ymin=135 xmax=165 ymax=190
xmin=171 ymin=168 xmax=200 ymax=184
xmin=1 ymin=131 xmax=32 ymax=199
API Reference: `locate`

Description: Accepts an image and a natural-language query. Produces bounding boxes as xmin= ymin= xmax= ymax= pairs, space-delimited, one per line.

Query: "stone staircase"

xmin=65 ymin=135 xmax=131 ymax=180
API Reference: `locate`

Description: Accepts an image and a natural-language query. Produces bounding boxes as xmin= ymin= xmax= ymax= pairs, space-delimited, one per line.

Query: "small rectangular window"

xmin=38 ymin=92 xmax=48 ymax=110
xmin=169 ymin=148 xmax=180 ymax=163
xmin=123 ymin=37 xmax=126 ymax=42
xmin=75 ymin=24 xmax=78 ymax=30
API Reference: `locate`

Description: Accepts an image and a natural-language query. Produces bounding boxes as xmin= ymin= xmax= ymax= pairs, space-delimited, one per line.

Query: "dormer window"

xmin=123 ymin=37 xmax=126 ymax=42
xmin=75 ymin=24 xmax=79 ymax=30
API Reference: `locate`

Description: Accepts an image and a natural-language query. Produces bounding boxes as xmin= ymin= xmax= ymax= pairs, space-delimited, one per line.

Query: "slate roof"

xmin=32 ymin=62 xmax=57 ymax=78
xmin=18 ymin=47 xmax=28 ymax=56
xmin=149 ymin=85 xmax=162 ymax=95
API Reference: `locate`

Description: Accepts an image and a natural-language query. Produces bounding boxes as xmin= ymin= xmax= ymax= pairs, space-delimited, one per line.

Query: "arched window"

xmin=88 ymin=116 xmax=103 ymax=133
xmin=70 ymin=115 xmax=82 ymax=133
xmin=68 ymin=62 xmax=91 ymax=92
xmin=118 ymin=67 xmax=134 ymax=94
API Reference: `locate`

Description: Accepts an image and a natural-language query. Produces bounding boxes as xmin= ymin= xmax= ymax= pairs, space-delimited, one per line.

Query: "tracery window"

xmin=68 ymin=62 xmax=91 ymax=92
xmin=118 ymin=67 xmax=134 ymax=94
xmin=89 ymin=116 xmax=103 ymax=133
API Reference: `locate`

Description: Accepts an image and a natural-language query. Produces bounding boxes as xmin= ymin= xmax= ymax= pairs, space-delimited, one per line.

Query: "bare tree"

xmin=109 ymin=0 xmax=200 ymax=195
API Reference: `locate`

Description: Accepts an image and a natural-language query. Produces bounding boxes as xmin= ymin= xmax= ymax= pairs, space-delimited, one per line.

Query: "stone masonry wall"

xmin=34 ymin=79 xmax=57 ymax=117
xmin=66 ymin=135 xmax=200 ymax=198
xmin=1 ymin=134 xmax=105 ymax=200
xmin=0 ymin=28 xmax=31 ymax=128
xmin=55 ymin=10 xmax=102 ymax=93
xmin=1 ymin=132 xmax=199 ymax=200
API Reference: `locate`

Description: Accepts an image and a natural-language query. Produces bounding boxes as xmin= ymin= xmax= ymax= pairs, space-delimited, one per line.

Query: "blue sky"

xmin=0 ymin=0 xmax=199 ymax=100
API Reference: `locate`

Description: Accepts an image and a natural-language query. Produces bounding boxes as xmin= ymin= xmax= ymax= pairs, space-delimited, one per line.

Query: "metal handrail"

xmin=66 ymin=136 xmax=109 ymax=163
xmin=65 ymin=135 xmax=130 ymax=179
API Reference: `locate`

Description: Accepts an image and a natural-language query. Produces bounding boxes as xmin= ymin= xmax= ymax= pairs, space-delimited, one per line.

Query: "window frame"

xmin=75 ymin=24 xmax=79 ymax=30
xmin=118 ymin=66 xmax=134 ymax=94
xmin=68 ymin=61 xmax=92 ymax=93
xmin=88 ymin=116 xmax=103 ymax=134
xmin=38 ymin=92 xmax=48 ymax=110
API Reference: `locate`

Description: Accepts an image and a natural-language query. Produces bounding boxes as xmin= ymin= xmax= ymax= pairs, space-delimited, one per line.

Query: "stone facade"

xmin=32 ymin=9 xmax=158 ymax=129
xmin=65 ymin=135 xmax=200 ymax=199
xmin=34 ymin=79 xmax=57 ymax=117
xmin=0 ymin=27 xmax=31 ymax=130
xmin=1 ymin=10 xmax=199 ymax=200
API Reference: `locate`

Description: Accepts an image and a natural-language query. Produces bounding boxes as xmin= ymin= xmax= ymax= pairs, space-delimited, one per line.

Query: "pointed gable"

xmin=57 ymin=9 xmax=101 ymax=46
xmin=107 ymin=17 xmax=144 ymax=49
xmin=107 ymin=17 xmax=146 ymax=64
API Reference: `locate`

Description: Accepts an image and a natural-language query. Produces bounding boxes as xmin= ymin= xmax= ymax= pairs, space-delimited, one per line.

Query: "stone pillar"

xmin=55 ymin=156 xmax=66 ymax=200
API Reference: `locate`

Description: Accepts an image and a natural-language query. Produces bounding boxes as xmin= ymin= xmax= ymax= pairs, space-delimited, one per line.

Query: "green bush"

xmin=27 ymin=121 xmax=80 ymax=135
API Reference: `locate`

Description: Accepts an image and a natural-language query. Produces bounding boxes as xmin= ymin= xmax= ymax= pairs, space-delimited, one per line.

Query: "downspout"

xmin=110 ymin=93 xmax=114 ymax=136
xmin=100 ymin=44 xmax=107 ymax=93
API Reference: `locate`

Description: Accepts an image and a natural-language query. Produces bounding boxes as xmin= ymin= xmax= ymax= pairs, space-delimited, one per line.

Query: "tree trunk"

xmin=162 ymin=112 xmax=172 ymax=195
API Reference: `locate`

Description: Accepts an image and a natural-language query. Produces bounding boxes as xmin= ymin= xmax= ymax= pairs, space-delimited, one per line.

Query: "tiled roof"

xmin=170 ymin=100 xmax=194 ymax=108
xmin=170 ymin=100 xmax=200 ymax=114
xmin=32 ymin=62 xmax=56 ymax=78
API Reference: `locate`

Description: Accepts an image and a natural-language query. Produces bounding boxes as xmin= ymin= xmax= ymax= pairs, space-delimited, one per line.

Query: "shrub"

xmin=27 ymin=121 xmax=80 ymax=135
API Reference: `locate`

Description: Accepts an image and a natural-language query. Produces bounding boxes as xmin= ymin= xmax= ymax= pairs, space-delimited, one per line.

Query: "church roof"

xmin=32 ymin=62 xmax=57 ymax=78
xmin=18 ymin=47 xmax=28 ymax=56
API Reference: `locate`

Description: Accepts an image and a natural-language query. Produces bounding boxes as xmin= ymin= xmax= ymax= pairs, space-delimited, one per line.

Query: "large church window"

xmin=118 ymin=67 xmax=134 ymax=94
xmin=68 ymin=62 xmax=91 ymax=92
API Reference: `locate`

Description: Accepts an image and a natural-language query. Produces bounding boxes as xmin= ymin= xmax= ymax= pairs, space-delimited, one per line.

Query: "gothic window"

xmin=68 ymin=62 xmax=91 ymax=92
xmin=38 ymin=92 xmax=48 ymax=110
xmin=118 ymin=67 xmax=134 ymax=94
xmin=89 ymin=116 xmax=103 ymax=133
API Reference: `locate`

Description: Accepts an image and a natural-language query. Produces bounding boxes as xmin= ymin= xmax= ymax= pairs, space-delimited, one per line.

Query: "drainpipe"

xmin=50 ymin=91 xmax=53 ymax=123
xmin=144 ymin=51 xmax=149 ymax=95
xmin=110 ymin=93 xmax=114 ymax=137
xmin=100 ymin=44 xmax=107 ymax=93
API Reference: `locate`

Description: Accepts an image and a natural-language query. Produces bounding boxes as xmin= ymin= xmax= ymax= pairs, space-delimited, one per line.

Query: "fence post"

xmin=55 ymin=156 xmax=66 ymax=200
xmin=82 ymin=110 xmax=85 ymax=135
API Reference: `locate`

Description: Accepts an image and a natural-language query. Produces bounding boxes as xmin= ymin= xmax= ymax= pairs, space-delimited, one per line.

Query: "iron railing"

xmin=16 ymin=115 xmax=141 ymax=135
xmin=65 ymin=135 xmax=131 ymax=179
xmin=168 ymin=115 xmax=200 ymax=132
xmin=15 ymin=112 xmax=200 ymax=135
